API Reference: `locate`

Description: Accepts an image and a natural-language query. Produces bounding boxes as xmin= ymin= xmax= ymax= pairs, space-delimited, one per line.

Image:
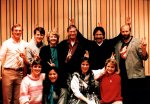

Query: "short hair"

xmin=31 ymin=59 xmax=41 ymax=66
xmin=93 ymin=26 xmax=105 ymax=38
xmin=11 ymin=24 xmax=22 ymax=31
xmin=105 ymin=58 xmax=120 ymax=74
xmin=34 ymin=27 xmax=45 ymax=35
xmin=47 ymin=31 xmax=59 ymax=44
xmin=67 ymin=25 xmax=77 ymax=32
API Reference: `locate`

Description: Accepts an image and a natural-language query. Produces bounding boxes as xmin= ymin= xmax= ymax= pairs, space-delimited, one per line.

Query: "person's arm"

xmin=0 ymin=41 xmax=8 ymax=79
xmin=19 ymin=77 xmax=30 ymax=104
xmin=141 ymin=38 xmax=148 ymax=59
xmin=139 ymin=38 xmax=148 ymax=60
xmin=93 ymin=68 xmax=105 ymax=80
xmin=71 ymin=75 xmax=90 ymax=103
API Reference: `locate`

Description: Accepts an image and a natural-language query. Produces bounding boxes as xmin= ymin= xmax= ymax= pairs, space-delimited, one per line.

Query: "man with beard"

xmin=77 ymin=26 xmax=122 ymax=70
xmin=115 ymin=24 xmax=149 ymax=104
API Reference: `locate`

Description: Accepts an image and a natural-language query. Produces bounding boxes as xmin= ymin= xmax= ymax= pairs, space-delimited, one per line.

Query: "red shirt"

xmin=100 ymin=73 xmax=122 ymax=103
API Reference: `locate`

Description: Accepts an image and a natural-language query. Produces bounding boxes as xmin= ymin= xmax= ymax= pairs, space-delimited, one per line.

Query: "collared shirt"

xmin=26 ymin=38 xmax=45 ymax=64
xmin=96 ymin=41 xmax=103 ymax=46
xmin=0 ymin=38 xmax=28 ymax=69
xmin=68 ymin=39 xmax=79 ymax=57
xmin=50 ymin=47 xmax=58 ymax=68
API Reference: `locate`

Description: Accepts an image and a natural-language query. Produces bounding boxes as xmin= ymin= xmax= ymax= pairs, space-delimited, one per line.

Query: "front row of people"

xmin=19 ymin=56 xmax=123 ymax=104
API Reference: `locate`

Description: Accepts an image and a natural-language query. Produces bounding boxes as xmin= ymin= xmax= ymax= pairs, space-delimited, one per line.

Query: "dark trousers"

xmin=121 ymin=77 xmax=150 ymax=104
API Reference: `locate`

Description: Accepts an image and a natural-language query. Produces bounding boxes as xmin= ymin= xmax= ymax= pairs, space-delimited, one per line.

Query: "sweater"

xmin=100 ymin=73 xmax=122 ymax=103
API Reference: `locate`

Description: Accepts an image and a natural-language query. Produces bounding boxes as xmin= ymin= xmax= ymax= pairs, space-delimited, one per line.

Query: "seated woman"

xmin=68 ymin=57 xmax=99 ymax=104
xmin=42 ymin=66 xmax=67 ymax=104
xmin=19 ymin=59 xmax=45 ymax=104
xmin=95 ymin=57 xmax=123 ymax=104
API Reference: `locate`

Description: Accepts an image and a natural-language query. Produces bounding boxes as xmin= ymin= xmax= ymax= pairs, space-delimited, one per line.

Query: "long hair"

xmin=43 ymin=66 xmax=61 ymax=95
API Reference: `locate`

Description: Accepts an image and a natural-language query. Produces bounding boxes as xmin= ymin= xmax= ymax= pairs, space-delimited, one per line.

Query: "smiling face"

xmin=94 ymin=30 xmax=104 ymax=44
xmin=48 ymin=69 xmax=58 ymax=83
xmin=68 ymin=27 xmax=77 ymax=41
xmin=49 ymin=34 xmax=58 ymax=47
xmin=31 ymin=64 xmax=42 ymax=77
xmin=34 ymin=30 xmax=45 ymax=43
xmin=81 ymin=60 xmax=90 ymax=74
xmin=120 ymin=25 xmax=131 ymax=40
xmin=105 ymin=62 xmax=116 ymax=75
xmin=12 ymin=25 xmax=23 ymax=42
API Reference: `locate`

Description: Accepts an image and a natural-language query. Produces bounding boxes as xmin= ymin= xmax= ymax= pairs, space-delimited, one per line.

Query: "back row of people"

xmin=0 ymin=17 xmax=148 ymax=104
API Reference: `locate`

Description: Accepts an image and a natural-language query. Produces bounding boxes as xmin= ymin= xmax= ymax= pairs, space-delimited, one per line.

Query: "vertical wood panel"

xmin=0 ymin=0 xmax=150 ymax=75
xmin=101 ymin=0 xmax=107 ymax=35
xmin=58 ymin=0 xmax=64 ymax=41
xmin=63 ymin=0 xmax=69 ymax=38
xmin=1 ymin=0 xmax=7 ymax=42
xmin=22 ymin=0 xmax=27 ymax=41
xmin=115 ymin=0 xmax=120 ymax=34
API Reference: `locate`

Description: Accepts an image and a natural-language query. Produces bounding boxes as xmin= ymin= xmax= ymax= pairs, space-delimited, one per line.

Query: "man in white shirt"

xmin=0 ymin=24 xmax=28 ymax=104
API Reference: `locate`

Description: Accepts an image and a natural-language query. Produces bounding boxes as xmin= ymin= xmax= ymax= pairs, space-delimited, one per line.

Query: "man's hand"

xmin=69 ymin=18 xmax=75 ymax=25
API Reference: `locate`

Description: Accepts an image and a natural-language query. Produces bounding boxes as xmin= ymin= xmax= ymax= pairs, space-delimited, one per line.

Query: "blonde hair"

xmin=105 ymin=58 xmax=120 ymax=74
xmin=11 ymin=24 xmax=22 ymax=31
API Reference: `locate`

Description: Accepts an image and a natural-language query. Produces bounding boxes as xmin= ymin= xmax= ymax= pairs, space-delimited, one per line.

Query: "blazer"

xmin=115 ymin=37 xmax=148 ymax=79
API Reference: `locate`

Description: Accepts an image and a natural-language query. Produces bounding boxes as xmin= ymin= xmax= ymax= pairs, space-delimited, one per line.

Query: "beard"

xmin=122 ymin=35 xmax=130 ymax=40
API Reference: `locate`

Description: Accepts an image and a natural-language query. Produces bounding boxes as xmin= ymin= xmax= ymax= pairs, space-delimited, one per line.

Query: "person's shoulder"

xmin=113 ymin=73 xmax=121 ymax=79
xmin=40 ymin=73 xmax=46 ymax=80
xmin=40 ymin=45 xmax=50 ymax=50
xmin=2 ymin=38 xmax=12 ymax=44
xmin=57 ymin=39 xmax=68 ymax=48
xmin=21 ymin=40 xmax=28 ymax=46
xmin=72 ymin=72 xmax=80 ymax=78
xmin=59 ymin=39 xmax=68 ymax=44
xmin=22 ymin=75 xmax=31 ymax=83
xmin=132 ymin=37 xmax=140 ymax=42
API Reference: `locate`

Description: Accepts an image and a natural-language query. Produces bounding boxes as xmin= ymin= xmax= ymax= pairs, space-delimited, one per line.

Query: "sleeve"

xmin=0 ymin=41 xmax=8 ymax=76
xmin=71 ymin=75 xmax=83 ymax=98
xmin=19 ymin=77 xmax=30 ymax=104
xmin=137 ymin=40 xmax=149 ymax=60
xmin=108 ymin=33 xmax=122 ymax=46
xmin=93 ymin=68 xmax=105 ymax=80
xmin=25 ymin=46 xmax=33 ymax=64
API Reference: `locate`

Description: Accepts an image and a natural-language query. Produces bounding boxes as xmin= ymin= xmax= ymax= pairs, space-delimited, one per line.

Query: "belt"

xmin=4 ymin=67 xmax=23 ymax=71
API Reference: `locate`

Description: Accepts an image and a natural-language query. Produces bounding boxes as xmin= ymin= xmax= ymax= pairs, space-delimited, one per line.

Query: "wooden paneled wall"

xmin=0 ymin=0 xmax=150 ymax=75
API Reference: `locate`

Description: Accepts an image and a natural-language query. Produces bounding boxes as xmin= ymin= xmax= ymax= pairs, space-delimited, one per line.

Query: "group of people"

xmin=0 ymin=18 xmax=149 ymax=104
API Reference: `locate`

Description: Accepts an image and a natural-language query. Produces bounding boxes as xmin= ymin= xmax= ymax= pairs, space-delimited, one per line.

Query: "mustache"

xmin=95 ymin=37 xmax=104 ymax=40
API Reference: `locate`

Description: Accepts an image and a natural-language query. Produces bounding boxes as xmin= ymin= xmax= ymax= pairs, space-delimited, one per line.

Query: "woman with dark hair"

xmin=19 ymin=59 xmax=45 ymax=104
xmin=68 ymin=57 xmax=99 ymax=104
xmin=42 ymin=66 xmax=67 ymax=104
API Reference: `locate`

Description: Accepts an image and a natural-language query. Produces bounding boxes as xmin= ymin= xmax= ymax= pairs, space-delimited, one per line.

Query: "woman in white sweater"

xmin=19 ymin=59 xmax=45 ymax=104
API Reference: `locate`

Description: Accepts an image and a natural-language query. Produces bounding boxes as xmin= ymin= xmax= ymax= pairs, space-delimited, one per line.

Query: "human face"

xmin=48 ymin=69 xmax=58 ymax=83
xmin=94 ymin=30 xmax=104 ymax=44
xmin=31 ymin=64 xmax=42 ymax=77
xmin=34 ymin=31 xmax=44 ymax=43
xmin=12 ymin=26 xmax=23 ymax=42
xmin=81 ymin=60 xmax=90 ymax=74
xmin=49 ymin=34 xmax=58 ymax=46
xmin=121 ymin=25 xmax=131 ymax=40
xmin=105 ymin=62 xmax=115 ymax=75
xmin=68 ymin=27 xmax=77 ymax=40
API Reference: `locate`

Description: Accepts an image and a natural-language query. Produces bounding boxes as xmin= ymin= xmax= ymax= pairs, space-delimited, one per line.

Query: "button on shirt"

xmin=0 ymin=38 xmax=28 ymax=70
